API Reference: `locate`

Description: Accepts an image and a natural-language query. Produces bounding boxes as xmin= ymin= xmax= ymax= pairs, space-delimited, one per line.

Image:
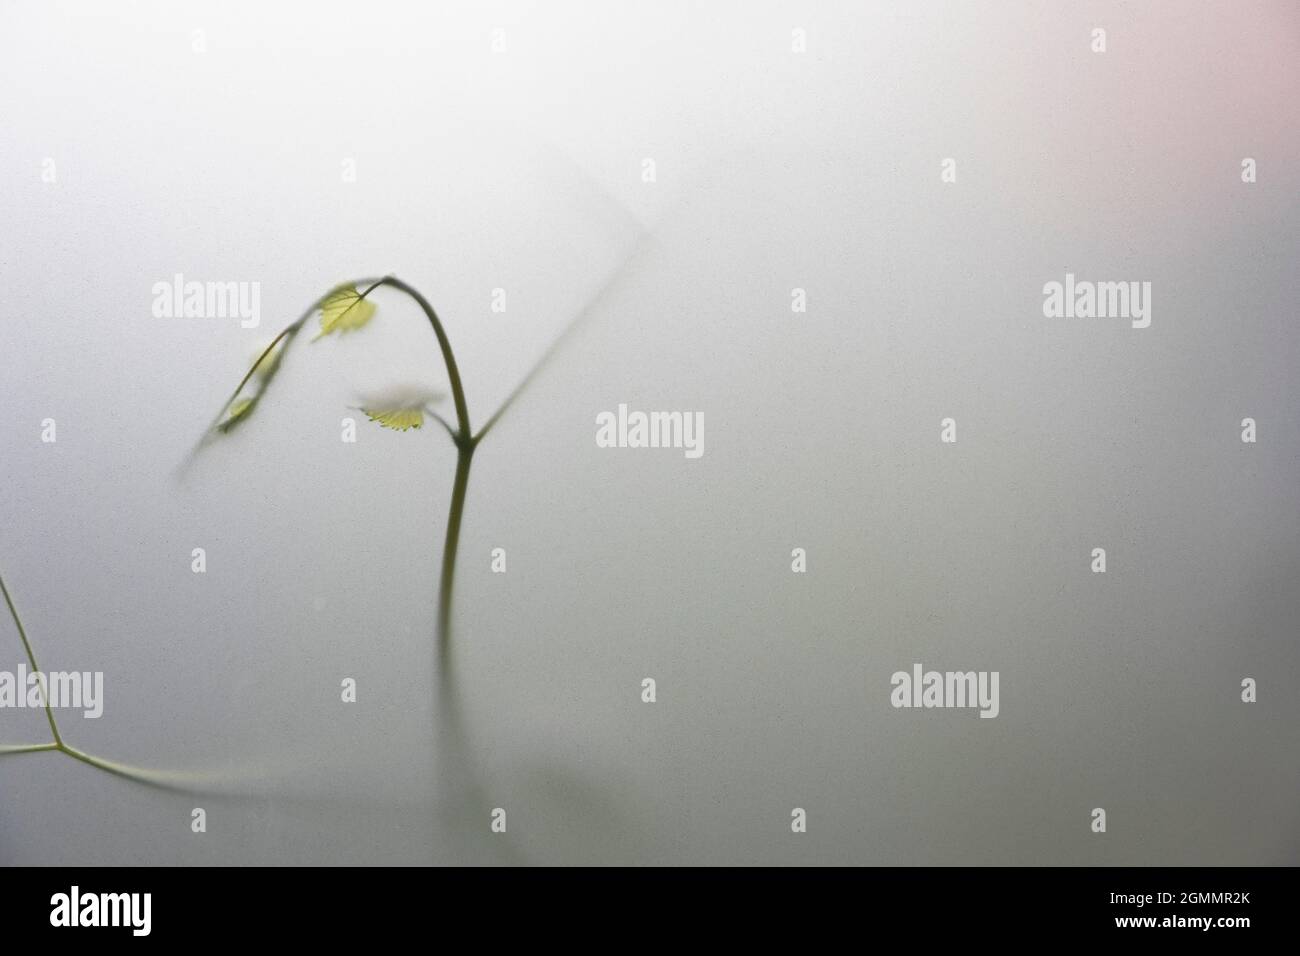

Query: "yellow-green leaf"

xmin=315 ymin=285 xmax=377 ymax=340
xmin=218 ymin=396 xmax=257 ymax=433
xmin=362 ymin=406 xmax=424 ymax=431
xmin=354 ymin=386 xmax=444 ymax=433
xmin=250 ymin=339 xmax=286 ymax=381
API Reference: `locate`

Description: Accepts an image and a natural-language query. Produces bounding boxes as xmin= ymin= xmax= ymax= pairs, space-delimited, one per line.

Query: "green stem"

xmin=0 ymin=572 xmax=63 ymax=748
xmin=379 ymin=276 xmax=473 ymax=440
xmin=438 ymin=442 xmax=475 ymax=679
xmin=367 ymin=277 xmax=478 ymax=678
xmin=56 ymin=743 xmax=174 ymax=789
xmin=0 ymin=743 xmax=59 ymax=755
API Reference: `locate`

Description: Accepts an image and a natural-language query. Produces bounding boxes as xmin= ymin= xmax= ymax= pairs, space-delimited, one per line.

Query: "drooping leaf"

xmin=362 ymin=406 xmax=424 ymax=431
xmin=315 ymin=285 xmax=377 ymax=340
xmin=355 ymin=385 xmax=447 ymax=433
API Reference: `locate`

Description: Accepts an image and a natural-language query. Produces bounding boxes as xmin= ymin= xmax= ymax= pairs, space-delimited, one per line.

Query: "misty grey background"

xmin=1 ymin=1 xmax=1297 ymax=865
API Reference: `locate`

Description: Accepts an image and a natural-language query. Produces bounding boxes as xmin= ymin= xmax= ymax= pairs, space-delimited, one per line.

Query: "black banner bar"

xmin=0 ymin=866 xmax=1290 ymax=941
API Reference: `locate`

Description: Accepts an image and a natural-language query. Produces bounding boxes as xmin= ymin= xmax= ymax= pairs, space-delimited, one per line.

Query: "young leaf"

xmin=356 ymin=385 xmax=446 ymax=433
xmin=315 ymin=285 xmax=377 ymax=340
xmin=218 ymin=396 xmax=258 ymax=433
xmin=362 ymin=407 xmax=424 ymax=431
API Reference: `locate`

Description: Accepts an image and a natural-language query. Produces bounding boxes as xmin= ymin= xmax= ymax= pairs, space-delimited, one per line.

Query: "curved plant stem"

xmin=183 ymin=274 xmax=482 ymax=732
xmin=376 ymin=276 xmax=473 ymax=440
xmin=346 ymin=276 xmax=482 ymax=668
xmin=55 ymin=743 xmax=205 ymax=792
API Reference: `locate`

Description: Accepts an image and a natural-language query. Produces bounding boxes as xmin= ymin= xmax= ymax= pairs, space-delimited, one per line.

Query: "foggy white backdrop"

xmin=1 ymin=1 xmax=1297 ymax=864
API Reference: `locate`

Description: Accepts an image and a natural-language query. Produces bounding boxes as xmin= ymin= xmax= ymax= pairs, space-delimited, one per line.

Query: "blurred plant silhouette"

xmin=1 ymin=222 xmax=651 ymax=864
xmin=0 ymin=269 xmax=628 ymax=852
xmin=205 ymin=277 xmax=487 ymax=671
xmin=203 ymin=275 xmax=520 ymax=858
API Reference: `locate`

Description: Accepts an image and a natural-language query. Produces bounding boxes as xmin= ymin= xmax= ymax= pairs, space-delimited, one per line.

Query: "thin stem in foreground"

xmin=0 ymin=743 xmax=59 ymax=755
xmin=0 ymin=572 xmax=227 ymax=792
xmin=0 ymin=572 xmax=62 ymax=748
